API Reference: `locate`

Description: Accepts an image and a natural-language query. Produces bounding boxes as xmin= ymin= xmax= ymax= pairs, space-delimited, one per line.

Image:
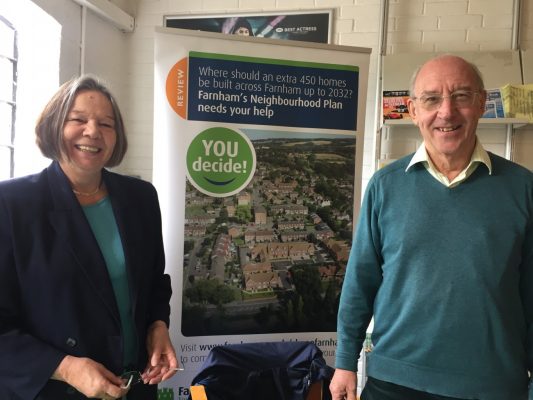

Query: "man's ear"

xmin=407 ymin=98 xmax=418 ymax=125
xmin=477 ymin=89 xmax=487 ymax=114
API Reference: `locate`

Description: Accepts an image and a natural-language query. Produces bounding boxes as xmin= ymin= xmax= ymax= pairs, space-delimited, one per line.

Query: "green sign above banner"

xmin=186 ymin=127 xmax=256 ymax=197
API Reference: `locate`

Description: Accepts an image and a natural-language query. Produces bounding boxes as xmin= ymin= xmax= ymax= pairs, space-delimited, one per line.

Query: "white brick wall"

xmin=439 ymin=15 xmax=482 ymax=30
xmin=424 ymin=29 xmax=467 ymax=43
xmin=120 ymin=0 xmax=533 ymax=184
xmin=425 ymin=1 xmax=468 ymax=16
xmin=341 ymin=4 xmax=380 ymax=23
xmin=396 ymin=15 xmax=439 ymax=31
xmin=482 ymin=14 xmax=513 ymax=29
xmin=468 ymin=27 xmax=512 ymax=44
xmin=389 ymin=1 xmax=425 ymax=17
xmin=468 ymin=0 xmax=513 ymax=15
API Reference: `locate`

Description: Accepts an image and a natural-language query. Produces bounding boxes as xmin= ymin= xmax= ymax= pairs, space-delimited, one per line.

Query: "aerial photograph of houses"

xmin=181 ymin=130 xmax=357 ymax=336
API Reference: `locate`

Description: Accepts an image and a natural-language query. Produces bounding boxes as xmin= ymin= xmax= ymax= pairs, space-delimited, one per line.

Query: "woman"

xmin=0 ymin=76 xmax=178 ymax=399
xmin=231 ymin=17 xmax=254 ymax=36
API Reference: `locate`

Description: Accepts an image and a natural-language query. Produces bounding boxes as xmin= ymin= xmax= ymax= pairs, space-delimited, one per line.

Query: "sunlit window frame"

xmin=0 ymin=15 xmax=17 ymax=179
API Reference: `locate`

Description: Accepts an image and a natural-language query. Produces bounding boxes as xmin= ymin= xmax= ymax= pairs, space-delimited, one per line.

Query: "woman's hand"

xmin=52 ymin=355 xmax=128 ymax=399
xmin=142 ymin=320 xmax=179 ymax=385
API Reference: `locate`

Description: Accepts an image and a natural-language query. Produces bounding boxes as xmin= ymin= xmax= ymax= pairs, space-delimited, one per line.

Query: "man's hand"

xmin=329 ymin=368 xmax=358 ymax=400
xmin=52 ymin=355 xmax=128 ymax=399
xmin=142 ymin=320 xmax=179 ymax=385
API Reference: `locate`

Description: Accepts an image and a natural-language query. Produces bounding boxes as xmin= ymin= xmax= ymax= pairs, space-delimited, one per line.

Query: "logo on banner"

xmin=166 ymin=58 xmax=188 ymax=119
xmin=186 ymin=127 xmax=256 ymax=197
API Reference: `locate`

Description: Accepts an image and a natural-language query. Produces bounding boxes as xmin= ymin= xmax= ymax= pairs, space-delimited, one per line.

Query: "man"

xmin=330 ymin=55 xmax=533 ymax=400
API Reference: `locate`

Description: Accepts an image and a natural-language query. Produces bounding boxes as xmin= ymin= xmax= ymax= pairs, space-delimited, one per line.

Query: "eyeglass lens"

xmin=418 ymin=91 xmax=477 ymax=110
xmin=120 ymin=371 xmax=143 ymax=389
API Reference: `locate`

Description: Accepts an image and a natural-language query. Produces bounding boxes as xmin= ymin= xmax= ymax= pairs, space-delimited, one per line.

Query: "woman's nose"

xmin=83 ymin=120 xmax=101 ymax=138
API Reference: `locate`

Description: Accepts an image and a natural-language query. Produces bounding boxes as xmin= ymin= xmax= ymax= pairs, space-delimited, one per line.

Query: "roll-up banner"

xmin=153 ymin=27 xmax=370 ymax=399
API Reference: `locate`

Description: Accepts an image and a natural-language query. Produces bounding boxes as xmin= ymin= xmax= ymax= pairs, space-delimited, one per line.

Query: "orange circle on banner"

xmin=165 ymin=58 xmax=188 ymax=118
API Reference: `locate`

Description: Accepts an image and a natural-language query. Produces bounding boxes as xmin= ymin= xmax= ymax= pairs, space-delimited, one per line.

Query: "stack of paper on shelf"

xmin=500 ymin=84 xmax=533 ymax=122
xmin=482 ymin=88 xmax=505 ymax=118
xmin=382 ymin=90 xmax=411 ymax=121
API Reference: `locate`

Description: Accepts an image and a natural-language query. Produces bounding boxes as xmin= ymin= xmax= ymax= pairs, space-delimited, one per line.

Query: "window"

xmin=0 ymin=0 xmax=60 ymax=180
xmin=0 ymin=15 xmax=16 ymax=180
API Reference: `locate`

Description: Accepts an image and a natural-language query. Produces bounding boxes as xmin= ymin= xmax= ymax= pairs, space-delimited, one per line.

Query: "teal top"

xmin=83 ymin=196 xmax=138 ymax=367
xmin=336 ymin=153 xmax=533 ymax=399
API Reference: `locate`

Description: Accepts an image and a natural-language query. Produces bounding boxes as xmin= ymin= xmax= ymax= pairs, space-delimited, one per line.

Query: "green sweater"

xmin=335 ymin=153 xmax=533 ymax=399
xmin=83 ymin=197 xmax=138 ymax=368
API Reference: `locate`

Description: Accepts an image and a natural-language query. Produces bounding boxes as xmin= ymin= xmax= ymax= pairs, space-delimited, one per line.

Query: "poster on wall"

xmin=164 ymin=10 xmax=333 ymax=44
xmin=153 ymin=27 xmax=370 ymax=399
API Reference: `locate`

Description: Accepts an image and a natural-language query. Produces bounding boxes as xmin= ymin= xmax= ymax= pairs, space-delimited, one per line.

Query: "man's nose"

xmin=437 ymin=96 xmax=456 ymax=116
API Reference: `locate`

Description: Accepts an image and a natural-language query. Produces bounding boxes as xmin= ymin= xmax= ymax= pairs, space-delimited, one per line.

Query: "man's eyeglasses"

xmin=412 ymin=90 xmax=479 ymax=111
xmin=120 ymin=371 xmax=143 ymax=390
xmin=120 ymin=368 xmax=184 ymax=389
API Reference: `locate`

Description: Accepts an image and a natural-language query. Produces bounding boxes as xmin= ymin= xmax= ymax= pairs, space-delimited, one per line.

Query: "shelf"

xmin=382 ymin=119 xmax=413 ymax=126
xmin=477 ymin=118 xmax=529 ymax=128
xmin=382 ymin=118 xmax=529 ymax=128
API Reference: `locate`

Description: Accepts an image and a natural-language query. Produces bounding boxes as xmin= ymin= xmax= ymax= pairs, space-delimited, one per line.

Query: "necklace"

xmin=72 ymin=181 xmax=102 ymax=197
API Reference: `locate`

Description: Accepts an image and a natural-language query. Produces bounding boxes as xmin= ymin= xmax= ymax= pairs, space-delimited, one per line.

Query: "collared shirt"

xmin=406 ymin=139 xmax=492 ymax=188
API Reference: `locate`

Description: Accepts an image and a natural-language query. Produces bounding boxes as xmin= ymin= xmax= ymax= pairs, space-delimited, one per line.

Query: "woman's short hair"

xmin=35 ymin=75 xmax=128 ymax=167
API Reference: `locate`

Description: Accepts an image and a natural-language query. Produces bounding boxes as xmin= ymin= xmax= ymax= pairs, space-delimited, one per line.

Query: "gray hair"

xmin=35 ymin=74 xmax=127 ymax=167
xmin=409 ymin=55 xmax=485 ymax=98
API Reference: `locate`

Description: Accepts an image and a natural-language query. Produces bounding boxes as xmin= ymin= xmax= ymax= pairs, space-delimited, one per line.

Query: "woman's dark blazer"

xmin=0 ymin=161 xmax=172 ymax=400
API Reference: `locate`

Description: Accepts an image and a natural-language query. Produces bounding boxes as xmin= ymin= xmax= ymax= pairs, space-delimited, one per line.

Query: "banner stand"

xmin=153 ymin=27 xmax=370 ymax=399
